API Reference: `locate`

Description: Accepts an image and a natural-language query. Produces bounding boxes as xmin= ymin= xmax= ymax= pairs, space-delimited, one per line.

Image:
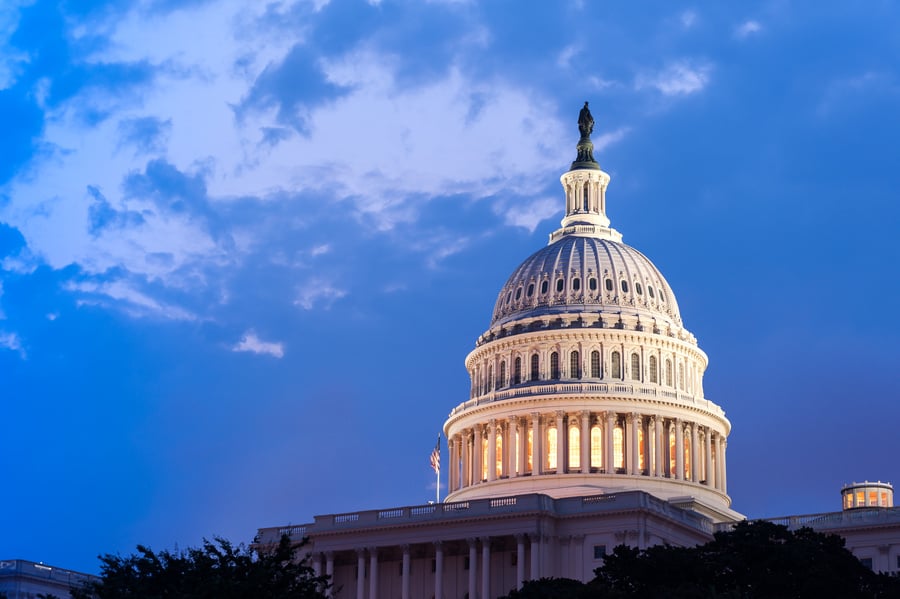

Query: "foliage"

xmin=499 ymin=521 xmax=900 ymax=598
xmin=71 ymin=534 xmax=329 ymax=599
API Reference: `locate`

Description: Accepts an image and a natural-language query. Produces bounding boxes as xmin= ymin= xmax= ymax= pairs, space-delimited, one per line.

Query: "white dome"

xmin=491 ymin=235 xmax=681 ymax=329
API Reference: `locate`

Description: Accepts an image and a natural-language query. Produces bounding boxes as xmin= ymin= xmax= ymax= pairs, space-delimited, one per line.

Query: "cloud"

xmin=502 ymin=196 xmax=558 ymax=232
xmin=680 ymin=10 xmax=697 ymax=29
xmin=636 ymin=61 xmax=712 ymax=96
xmin=117 ymin=116 xmax=172 ymax=156
xmin=0 ymin=331 xmax=25 ymax=357
xmin=557 ymin=45 xmax=580 ymax=69
xmin=294 ymin=279 xmax=347 ymax=310
xmin=68 ymin=279 xmax=197 ymax=321
xmin=232 ymin=330 xmax=284 ymax=358
xmin=734 ymin=20 xmax=762 ymax=39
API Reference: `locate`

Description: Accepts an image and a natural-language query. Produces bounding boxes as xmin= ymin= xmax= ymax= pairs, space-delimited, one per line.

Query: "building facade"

xmin=256 ymin=104 xmax=900 ymax=598
xmin=0 ymin=559 xmax=96 ymax=599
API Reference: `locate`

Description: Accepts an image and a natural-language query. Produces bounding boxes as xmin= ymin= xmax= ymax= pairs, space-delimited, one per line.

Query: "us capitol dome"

xmin=443 ymin=102 xmax=740 ymax=522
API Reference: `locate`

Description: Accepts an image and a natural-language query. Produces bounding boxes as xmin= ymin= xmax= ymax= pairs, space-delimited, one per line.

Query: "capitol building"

xmin=256 ymin=104 xmax=900 ymax=599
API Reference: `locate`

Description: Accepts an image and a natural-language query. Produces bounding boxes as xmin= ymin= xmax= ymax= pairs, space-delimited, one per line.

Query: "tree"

xmin=72 ymin=534 xmax=329 ymax=599
xmin=590 ymin=520 xmax=900 ymax=598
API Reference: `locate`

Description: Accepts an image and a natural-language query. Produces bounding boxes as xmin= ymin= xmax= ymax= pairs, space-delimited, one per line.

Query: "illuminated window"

xmin=590 ymin=425 xmax=602 ymax=468
xmin=638 ymin=426 xmax=646 ymax=471
xmin=669 ymin=427 xmax=676 ymax=477
xmin=856 ymin=491 xmax=864 ymax=506
xmin=573 ymin=278 xmax=581 ymax=291
xmin=530 ymin=353 xmax=539 ymax=381
xmin=481 ymin=434 xmax=488 ymax=481
xmin=547 ymin=427 xmax=558 ymax=470
xmin=844 ymin=493 xmax=853 ymax=510
xmin=611 ymin=351 xmax=621 ymax=379
xmin=570 ymin=351 xmax=581 ymax=378
xmin=613 ymin=423 xmax=624 ymax=470
xmin=527 ymin=428 xmax=533 ymax=473
xmin=684 ymin=435 xmax=691 ymax=480
xmin=496 ymin=433 xmax=503 ymax=478
xmin=665 ymin=359 xmax=673 ymax=387
xmin=882 ymin=491 xmax=889 ymax=506
xmin=514 ymin=357 xmax=522 ymax=385
xmin=649 ymin=356 xmax=658 ymax=383
xmin=515 ymin=429 xmax=520 ymax=473
xmin=569 ymin=426 xmax=580 ymax=469
xmin=631 ymin=353 xmax=640 ymax=381
xmin=870 ymin=491 xmax=878 ymax=505
xmin=499 ymin=362 xmax=506 ymax=389
xmin=591 ymin=350 xmax=601 ymax=378
xmin=551 ymin=352 xmax=560 ymax=379
xmin=593 ymin=545 xmax=607 ymax=560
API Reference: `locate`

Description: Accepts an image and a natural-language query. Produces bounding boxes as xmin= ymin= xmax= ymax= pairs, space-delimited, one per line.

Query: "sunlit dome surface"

xmin=490 ymin=235 xmax=682 ymax=328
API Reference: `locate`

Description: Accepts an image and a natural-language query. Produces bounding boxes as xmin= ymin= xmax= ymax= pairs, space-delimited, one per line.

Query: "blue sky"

xmin=2 ymin=0 xmax=899 ymax=573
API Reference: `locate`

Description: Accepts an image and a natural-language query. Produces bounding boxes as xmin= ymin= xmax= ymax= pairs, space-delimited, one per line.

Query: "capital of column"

xmin=467 ymin=537 xmax=478 ymax=549
xmin=479 ymin=536 xmax=491 ymax=546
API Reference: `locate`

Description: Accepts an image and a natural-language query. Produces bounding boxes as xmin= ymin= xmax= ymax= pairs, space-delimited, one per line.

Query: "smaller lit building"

xmin=0 ymin=559 xmax=96 ymax=599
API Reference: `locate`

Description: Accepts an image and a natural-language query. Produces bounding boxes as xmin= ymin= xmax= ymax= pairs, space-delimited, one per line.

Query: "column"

xmin=529 ymin=534 xmax=541 ymax=581
xmin=356 ymin=550 xmax=365 ymax=599
xmin=721 ymin=437 xmax=728 ymax=492
xmin=517 ymin=417 xmax=527 ymax=476
xmin=401 ymin=545 xmax=411 ymax=599
xmin=474 ymin=424 xmax=484 ymax=483
xmin=580 ymin=411 xmax=591 ymax=473
xmin=703 ymin=428 xmax=712 ymax=485
xmin=604 ymin=412 xmax=614 ymax=474
xmin=467 ymin=539 xmax=478 ymax=599
xmin=312 ymin=553 xmax=322 ymax=578
xmin=531 ymin=413 xmax=542 ymax=475
xmin=654 ymin=417 xmax=663 ymax=477
xmin=715 ymin=433 xmax=724 ymax=491
xmin=447 ymin=437 xmax=455 ymax=492
xmin=488 ymin=419 xmax=497 ymax=481
xmin=628 ymin=413 xmax=639 ymax=475
xmin=556 ymin=411 xmax=566 ymax=474
xmin=325 ymin=553 xmax=334 ymax=599
xmin=690 ymin=422 xmax=699 ymax=482
xmin=434 ymin=542 xmax=444 ymax=599
xmin=481 ymin=537 xmax=491 ymax=599
xmin=461 ymin=430 xmax=470 ymax=489
xmin=368 ymin=548 xmax=378 ymax=599
xmin=507 ymin=417 xmax=517 ymax=478
xmin=516 ymin=534 xmax=526 ymax=589
xmin=674 ymin=419 xmax=684 ymax=480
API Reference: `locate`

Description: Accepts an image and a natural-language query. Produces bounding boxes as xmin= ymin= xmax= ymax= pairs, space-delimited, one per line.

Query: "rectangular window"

xmin=860 ymin=557 xmax=873 ymax=570
xmin=464 ymin=557 xmax=470 ymax=570
xmin=431 ymin=559 xmax=436 ymax=573
xmin=593 ymin=545 xmax=607 ymax=560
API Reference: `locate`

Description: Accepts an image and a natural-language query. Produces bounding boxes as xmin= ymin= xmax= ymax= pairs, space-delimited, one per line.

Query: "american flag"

xmin=430 ymin=436 xmax=440 ymax=474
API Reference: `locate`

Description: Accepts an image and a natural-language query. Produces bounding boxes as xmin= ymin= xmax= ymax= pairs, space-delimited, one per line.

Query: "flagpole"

xmin=436 ymin=435 xmax=441 ymax=503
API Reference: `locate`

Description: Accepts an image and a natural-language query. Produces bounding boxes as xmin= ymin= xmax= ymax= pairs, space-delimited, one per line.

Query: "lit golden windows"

xmin=496 ymin=433 xmax=503 ymax=478
xmin=590 ymin=425 xmax=603 ymax=469
xmin=527 ymin=429 xmax=533 ymax=473
xmin=569 ymin=425 xmax=580 ymax=469
xmin=613 ymin=423 xmax=624 ymax=470
xmin=547 ymin=427 xmax=558 ymax=470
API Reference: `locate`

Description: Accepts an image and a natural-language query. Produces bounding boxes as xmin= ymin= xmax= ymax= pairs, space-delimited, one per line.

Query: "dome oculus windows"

xmin=589 ymin=277 xmax=598 ymax=291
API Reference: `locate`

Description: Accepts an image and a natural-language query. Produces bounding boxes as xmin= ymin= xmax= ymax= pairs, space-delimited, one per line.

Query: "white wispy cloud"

xmin=734 ymin=20 xmax=762 ymax=39
xmin=502 ymin=196 xmax=558 ymax=232
xmin=0 ymin=331 xmax=25 ymax=357
xmin=294 ymin=279 xmax=347 ymax=310
xmin=636 ymin=61 xmax=712 ymax=96
xmin=232 ymin=330 xmax=284 ymax=358
xmin=680 ymin=10 xmax=697 ymax=29
xmin=68 ymin=280 xmax=197 ymax=321
xmin=557 ymin=45 xmax=580 ymax=69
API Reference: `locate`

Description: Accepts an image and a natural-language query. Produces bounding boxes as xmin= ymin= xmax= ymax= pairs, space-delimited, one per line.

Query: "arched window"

xmin=605 ymin=278 xmax=613 ymax=292
xmin=638 ymin=426 xmax=646 ymax=472
xmin=631 ymin=353 xmax=640 ymax=381
xmin=530 ymin=353 xmax=539 ymax=381
xmin=499 ymin=361 xmax=507 ymax=389
xmin=550 ymin=352 xmax=560 ymax=379
xmin=496 ymin=432 xmax=503 ymax=478
xmin=665 ymin=359 xmax=672 ymax=387
xmin=514 ymin=357 xmax=522 ymax=385
xmin=515 ymin=287 xmax=522 ymax=300
xmin=613 ymin=423 xmax=624 ymax=471
xmin=582 ymin=182 xmax=589 ymax=211
xmin=527 ymin=428 xmax=533 ymax=473
xmin=589 ymin=277 xmax=597 ymax=291
xmin=481 ymin=433 xmax=488 ymax=481
xmin=683 ymin=435 xmax=691 ymax=480
xmin=590 ymin=425 xmax=603 ymax=469
xmin=541 ymin=280 xmax=549 ymax=294
xmin=526 ymin=283 xmax=534 ymax=297
xmin=621 ymin=280 xmax=629 ymax=293
xmin=487 ymin=364 xmax=494 ymax=392
xmin=569 ymin=425 xmax=580 ymax=469
xmin=556 ymin=279 xmax=564 ymax=293
xmin=546 ymin=427 xmax=558 ymax=470
xmin=678 ymin=363 xmax=684 ymax=390
xmin=648 ymin=286 xmax=655 ymax=298
xmin=570 ymin=350 xmax=580 ymax=378
xmin=572 ymin=278 xmax=581 ymax=291
xmin=591 ymin=350 xmax=601 ymax=378
xmin=649 ymin=356 xmax=658 ymax=383
xmin=635 ymin=282 xmax=643 ymax=295
xmin=669 ymin=426 xmax=676 ymax=477
xmin=611 ymin=351 xmax=621 ymax=379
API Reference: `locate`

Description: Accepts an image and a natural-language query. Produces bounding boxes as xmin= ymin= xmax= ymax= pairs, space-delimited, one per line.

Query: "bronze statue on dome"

xmin=578 ymin=101 xmax=594 ymax=138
